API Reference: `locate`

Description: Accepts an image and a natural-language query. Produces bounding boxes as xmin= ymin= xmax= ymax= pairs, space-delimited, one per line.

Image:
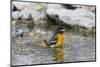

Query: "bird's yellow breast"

xmin=56 ymin=33 xmax=64 ymax=46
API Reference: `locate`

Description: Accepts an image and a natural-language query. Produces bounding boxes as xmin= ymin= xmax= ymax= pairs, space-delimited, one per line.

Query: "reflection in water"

xmin=55 ymin=47 xmax=64 ymax=63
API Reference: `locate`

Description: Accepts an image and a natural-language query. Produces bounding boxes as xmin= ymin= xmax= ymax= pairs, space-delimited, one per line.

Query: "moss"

xmin=36 ymin=4 xmax=45 ymax=11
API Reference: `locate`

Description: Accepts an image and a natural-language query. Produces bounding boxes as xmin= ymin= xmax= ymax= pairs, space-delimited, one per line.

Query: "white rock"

xmin=12 ymin=1 xmax=35 ymax=10
xmin=12 ymin=1 xmax=46 ymax=23
xmin=46 ymin=4 xmax=95 ymax=28
xmin=19 ymin=7 xmax=32 ymax=19
xmin=36 ymin=29 xmax=41 ymax=34
xmin=12 ymin=2 xmax=95 ymax=28
xmin=12 ymin=11 xmax=20 ymax=19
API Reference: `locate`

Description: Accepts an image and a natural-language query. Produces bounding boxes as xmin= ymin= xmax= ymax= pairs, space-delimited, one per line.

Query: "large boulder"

xmin=46 ymin=4 xmax=95 ymax=28
xmin=12 ymin=1 xmax=47 ymax=24
xmin=12 ymin=2 xmax=95 ymax=28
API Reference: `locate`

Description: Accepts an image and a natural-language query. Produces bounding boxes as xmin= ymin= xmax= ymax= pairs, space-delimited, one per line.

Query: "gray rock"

xmin=46 ymin=4 xmax=95 ymax=28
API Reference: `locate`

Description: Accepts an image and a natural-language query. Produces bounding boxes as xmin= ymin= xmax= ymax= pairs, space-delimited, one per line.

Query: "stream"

xmin=11 ymin=32 xmax=95 ymax=66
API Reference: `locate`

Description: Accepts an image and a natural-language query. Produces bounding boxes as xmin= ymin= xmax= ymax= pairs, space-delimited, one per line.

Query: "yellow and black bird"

xmin=44 ymin=26 xmax=64 ymax=48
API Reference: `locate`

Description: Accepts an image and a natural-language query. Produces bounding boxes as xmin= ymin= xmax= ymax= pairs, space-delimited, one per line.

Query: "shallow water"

xmin=11 ymin=32 xmax=95 ymax=66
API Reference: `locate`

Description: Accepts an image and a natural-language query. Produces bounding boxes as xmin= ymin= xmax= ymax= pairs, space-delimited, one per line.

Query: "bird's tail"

xmin=43 ymin=40 xmax=49 ymax=47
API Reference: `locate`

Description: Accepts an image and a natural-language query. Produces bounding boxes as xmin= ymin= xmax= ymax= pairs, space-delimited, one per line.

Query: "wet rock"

xmin=12 ymin=11 xmax=21 ymax=20
xmin=12 ymin=1 xmax=95 ymax=28
xmin=15 ymin=28 xmax=24 ymax=37
xmin=46 ymin=4 xmax=95 ymax=28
